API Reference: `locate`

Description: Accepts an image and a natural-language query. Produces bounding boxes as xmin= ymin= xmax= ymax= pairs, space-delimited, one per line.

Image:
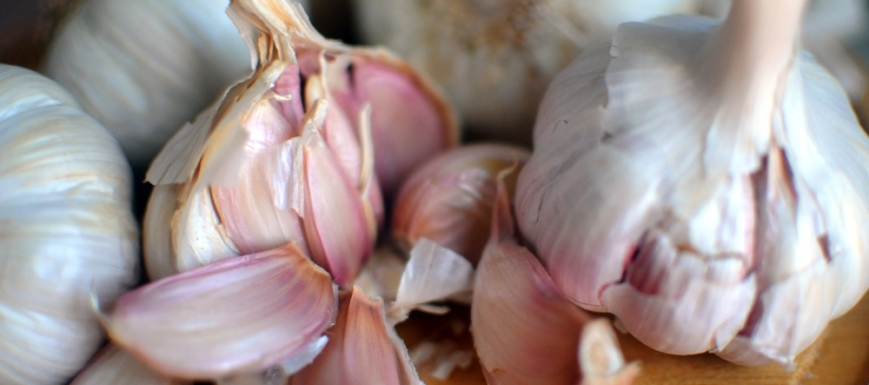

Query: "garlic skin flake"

xmin=0 ymin=65 xmax=139 ymax=385
xmin=473 ymin=169 xmax=636 ymax=384
xmin=516 ymin=0 xmax=869 ymax=364
xmin=354 ymin=0 xmax=700 ymax=144
xmin=102 ymin=243 xmax=337 ymax=380
xmin=392 ymin=144 xmax=530 ymax=265
xmin=43 ymin=0 xmax=251 ymax=167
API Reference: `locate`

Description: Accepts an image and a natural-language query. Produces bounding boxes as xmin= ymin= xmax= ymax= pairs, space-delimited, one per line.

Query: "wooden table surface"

xmin=398 ymin=293 xmax=869 ymax=385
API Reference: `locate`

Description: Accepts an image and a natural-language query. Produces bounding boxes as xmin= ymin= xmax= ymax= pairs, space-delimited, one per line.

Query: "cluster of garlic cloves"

xmin=392 ymin=144 xmax=531 ymax=265
xmin=142 ymin=0 xmax=457 ymax=283
xmin=516 ymin=0 xmax=869 ymax=365
xmin=472 ymin=169 xmax=638 ymax=384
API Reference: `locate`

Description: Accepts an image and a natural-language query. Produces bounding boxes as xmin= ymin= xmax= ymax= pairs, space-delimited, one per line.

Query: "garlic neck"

xmin=715 ymin=0 xmax=807 ymax=100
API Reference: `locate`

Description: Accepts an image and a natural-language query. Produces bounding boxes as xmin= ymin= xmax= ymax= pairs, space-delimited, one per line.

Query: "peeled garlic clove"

xmin=353 ymin=0 xmax=702 ymax=144
xmin=42 ymin=0 xmax=251 ymax=167
xmin=0 ymin=65 xmax=140 ymax=385
xmin=516 ymin=0 xmax=869 ymax=364
xmin=71 ymin=345 xmax=187 ymax=385
xmin=102 ymin=243 xmax=337 ymax=379
xmin=290 ymin=286 xmax=421 ymax=385
xmin=392 ymin=144 xmax=530 ymax=265
xmin=472 ymin=168 xmax=599 ymax=385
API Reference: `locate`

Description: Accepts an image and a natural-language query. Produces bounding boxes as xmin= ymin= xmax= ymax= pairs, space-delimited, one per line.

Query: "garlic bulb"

xmin=0 ymin=65 xmax=139 ymax=384
xmin=354 ymin=0 xmax=702 ymax=143
xmin=392 ymin=144 xmax=530 ymax=265
xmin=472 ymin=168 xmax=638 ymax=384
xmin=42 ymin=0 xmax=251 ymax=167
xmin=143 ymin=0 xmax=456 ymax=283
xmin=516 ymin=0 xmax=869 ymax=365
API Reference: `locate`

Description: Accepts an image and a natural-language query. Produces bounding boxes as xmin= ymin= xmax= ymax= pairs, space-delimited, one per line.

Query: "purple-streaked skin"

xmin=392 ymin=144 xmax=531 ymax=265
xmin=101 ymin=244 xmax=338 ymax=380
xmin=290 ymin=287 xmax=420 ymax=385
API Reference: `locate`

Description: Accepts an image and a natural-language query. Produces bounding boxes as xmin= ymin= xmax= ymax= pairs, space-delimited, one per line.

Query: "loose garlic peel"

xmin=0 ymin=66 xmax=139 ymax=385
xmin=43 ymin=0 xmax=252 ymax=168
xmin=472 ymin=167 xmax=636 ymax=385
xmin=101 ymin=243 xmax=337 ymax=379
xmin=516 ymin=0 xmax=869 ymax=365
xmin=144 ymin=0 xmax=457 ymax=283
xmin=71 ymin=345 xmax=188 ymax=385
xmin=353 ymin=0 xmax=702 ymax=144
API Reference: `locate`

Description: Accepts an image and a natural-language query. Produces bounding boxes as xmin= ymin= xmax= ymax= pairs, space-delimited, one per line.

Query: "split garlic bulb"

xmin=354 ymin=0 xmax=702 ymax=144
xmin=143 ymin=0 xmax=456 ymax=284
xmin=516 ymin=0 xmax=869 ymax=365
xmin=0 ymin=66 xmax=139 ymax=384
xmin=42 ymin=0 xmax=251 ymax=168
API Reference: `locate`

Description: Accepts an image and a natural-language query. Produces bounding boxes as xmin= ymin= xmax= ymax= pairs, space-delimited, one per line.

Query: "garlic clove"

xmin=300 ymin=113 xmax=375 ymax=287
xmin=290 ymin=286 xmax=421 ymax=385
xmin=472 ymin=168 xmax=604 ymax=385
xmin=578 ymin=320 xmax=641 ymax=385
xmin=389 ymin=238 xmax=475 ymax=323
xmin=71 ymin=345 xmax=188 ymax=385
xmin=101 ymin=243 xmax=338 ymax=379
xmin=392 ymin=144 xmax=530 ymax=265
xmin=332 ymin=55 xmax=460 ymax=196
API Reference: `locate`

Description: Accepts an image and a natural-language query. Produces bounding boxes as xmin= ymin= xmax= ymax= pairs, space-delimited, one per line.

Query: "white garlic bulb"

xmin=0 ymin=65 xmax=139 ymax=384
xmin=42 ymin=0 xmax=251 ymax=168
xmin=353 ymin=0 xmax=701 ymax=144
xmin=516 ymin=0 xmax=869 ymax=365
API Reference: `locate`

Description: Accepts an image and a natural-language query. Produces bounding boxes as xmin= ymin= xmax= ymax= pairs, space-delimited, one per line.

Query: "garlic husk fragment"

xmin=393 ymin=144 xmax=530 ymax=265
xmin=43 ymin=0 xmax=251 ymax=167
xmin=0 ymin=65 xmax=139 ymax=385
xmin=71 ymin=345 xmax=188 ymax=385
xmin=289 ymin=287 xmax=421 ymax=385
xmin=353 ymin=0 xmax=702 ymax=144
xmin=144 ymin=0 xmax=457 ymax=283
xmin=516 ymin=0 xmax=869 ymax=365
xmin=101 ymin=243 xmax=337 ymax=379
xmin=578 ymin=320 xmax=640 ymax=385
xmin=472 ymin=168 xmax=635 ymax=384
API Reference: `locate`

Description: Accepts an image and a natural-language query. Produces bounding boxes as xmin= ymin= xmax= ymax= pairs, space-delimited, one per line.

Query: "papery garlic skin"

xmin=516 ymin=0 xmax=869 ymax=365
xmin=354 ymin=0 xmax=701 ymax=144
xmin=43 ymin=0 xmax=250 ymax=167
xmin=0 ymin=66 xmax=139 ymax=385
xmin=392 ymin=144 xmax=530 ymax=265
